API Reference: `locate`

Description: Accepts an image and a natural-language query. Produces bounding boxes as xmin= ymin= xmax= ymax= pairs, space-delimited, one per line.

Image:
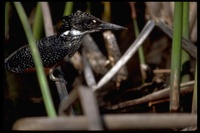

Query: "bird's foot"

xmin=49 ymin=67 xmax=67 ymax=84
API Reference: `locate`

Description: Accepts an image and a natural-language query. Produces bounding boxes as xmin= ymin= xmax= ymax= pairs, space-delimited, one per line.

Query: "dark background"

xmin=3 ymin=2 xmax=195 ymax=130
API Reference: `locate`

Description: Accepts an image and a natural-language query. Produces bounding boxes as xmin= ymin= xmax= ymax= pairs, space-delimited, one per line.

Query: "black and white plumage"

xmin=5 ymin=10 xmax=126 ymax=76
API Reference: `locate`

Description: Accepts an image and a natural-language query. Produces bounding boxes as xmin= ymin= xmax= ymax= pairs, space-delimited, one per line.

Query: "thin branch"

xmin=155 ymin=19 xmax=197 ymax=59
xmin=106 ymin=81 xmax=194 ymax=110
xmin=78 ymin=85 xmax=103 ymax=130
xmin=58 ymin=87 xmax=79 ymax=116
xmin=82 ymin=35 xmax=108 ymax=75
xmin=153 ymin=68 xmax=194 ymax=74
xmin=40 ymin=2 xmax=54 ymax=36
xmin=103 ymin=31 xmax=128 ymax=88
xmin=82 ymin=48 xmax=97 ymax=90
xmin=13 ymin=114 xmax=197 ymax=130
xmin=192 ymin=63 xmax=197 ymax=113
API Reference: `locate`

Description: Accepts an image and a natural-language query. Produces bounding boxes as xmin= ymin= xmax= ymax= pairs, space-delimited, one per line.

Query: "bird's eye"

xmin=81 ymin=19 xmax=98 ymax=30
xmin=84 ymin=19 xmax=93 ymax=26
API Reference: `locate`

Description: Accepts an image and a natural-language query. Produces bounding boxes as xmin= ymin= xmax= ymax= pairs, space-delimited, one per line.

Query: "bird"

xmin=5 ymin=10 xmax=127 ymax=83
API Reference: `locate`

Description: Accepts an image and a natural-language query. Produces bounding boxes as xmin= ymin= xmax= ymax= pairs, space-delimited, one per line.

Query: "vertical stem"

xmin=192 ymin=63 xmax=197 ymax=113
xmin=63 ymin=2 xmax=73 ymax=16
xmin=181 ymin=2 xmax=190 ymax=83
xmin=130 ymin=2 xmax=146 ymax=83
xmin=133 ymin=20 xmax=145 ymax=64
xmin=133 ymin=19 xmax=146 ymax=83
xmin=40 ymin=2 xmax=54 ymax=36
xmin=102 ymin=2 xmax=111 ymax=22
xmin=86 ymin=2 xmax=91 ymax=13
xmin=13 ymin=2 xmax=56 ymax=117
xmin=169 ymin=2 xmax=183 ymax=112
xmin=5 ymin=2 xmax=10 ymax=40
xmin=32 ymin=3 xmax=43 ymax=40
xmin=182 ymin=2 xmax=189 ymax=40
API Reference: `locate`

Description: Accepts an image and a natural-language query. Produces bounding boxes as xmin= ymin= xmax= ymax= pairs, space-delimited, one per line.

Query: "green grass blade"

xmin=133 ymin=19 xmax=146 ymax=83
xmin=13 ymin=2 xmax=56 ymax=117
xmin=192 ymin=63 xmax=197 ymax=113
xmin=130 ymin=2 xmax=146 ymax=84
xmin=63 ymin=2 xmax=73 ymax=16
xmin=32 ymin=3 xmax=43 ymax=40
xmin=169 ymin=2 xmax=183 ymax=112
xmin=181 ymin=2 xmax=190 ymax=83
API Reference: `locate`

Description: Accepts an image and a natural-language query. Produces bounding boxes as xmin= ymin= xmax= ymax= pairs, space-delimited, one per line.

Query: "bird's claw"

xmin=49 ymin=67 xmax=67 ymax=84
xmin=49 ymin=74 xmax=68 ymax=84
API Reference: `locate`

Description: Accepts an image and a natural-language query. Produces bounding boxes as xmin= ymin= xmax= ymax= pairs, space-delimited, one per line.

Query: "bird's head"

xmin=59 ymin=10 xmax=127 ymax=37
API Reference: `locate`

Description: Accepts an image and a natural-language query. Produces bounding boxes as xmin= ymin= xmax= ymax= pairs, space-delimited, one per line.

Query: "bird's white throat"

xmin=63 ymin=29 xmax=83 ymax=36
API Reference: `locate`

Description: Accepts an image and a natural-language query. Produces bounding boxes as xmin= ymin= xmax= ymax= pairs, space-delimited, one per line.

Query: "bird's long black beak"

xmin=97 ymin=21 xmax=127 ymax=31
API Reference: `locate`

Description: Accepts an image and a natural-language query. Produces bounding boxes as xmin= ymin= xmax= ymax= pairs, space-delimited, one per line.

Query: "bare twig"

xmin=13 ymin=113 xmax=197 ymax=130
xmin=69 ymin=52 xmax=83 ymax=73
xmin=103 ymin=31 xmax=128 ymax=88
xmin=155 ymin=19 xmax=197 ymax=59
xmin=153 ymin=68 xmax=195 ymax=74
xmin=82 ymin=35 xmax=108 ymax=75
xmin=55 ymin=74 xmax=69 ymax=100
xmin=145 ymin=2 xmax=197 ymax=43
xmin=105 ymin=81 xmax=194 ymax=110
xmin=82 ymin=48 xmax=97 ymax=90
xmin=145 ymin=2 xmax=173 ymax=27
xmin=192 ymin=64 xmax=197 ymax=113
xmin=78 ymin=86 xmax=103 ymax=130
xmin=58 ymin=85 xmax=103 ymax=130
xmin=40 ymin=2 xmax=54 ymax=36
xmin=58 ymin=87 xmax=79 ymax=116
xmin=189 ymin=2 xmax=197 ymax=33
